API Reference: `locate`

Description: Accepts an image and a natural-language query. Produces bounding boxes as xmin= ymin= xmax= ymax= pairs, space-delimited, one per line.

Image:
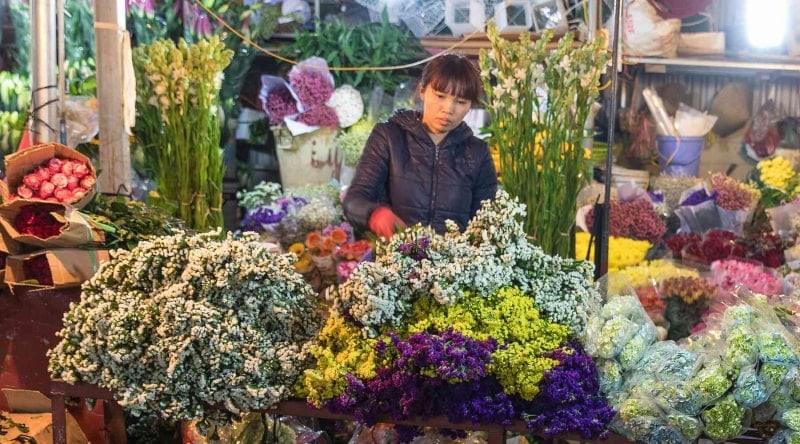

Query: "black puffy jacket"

xmin=343 ymin=110 xmax=497 ymax=234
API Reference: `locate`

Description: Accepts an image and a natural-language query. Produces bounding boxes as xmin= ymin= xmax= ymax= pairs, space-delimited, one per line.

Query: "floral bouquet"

xmin=673 ymin=175 xmax=759 ymax=236
xmin=260 ymin=57 xmax=363 ymax=136
xmin=48 ymin=230 xmax=324 ymax=426
xmin=575 ymin=231 xmax=651 ymax=272
xmin=301 ymin=191 xmax=614 ymax=440
xmin=0 ymin=201 xmax=106 ymax=248
xmin=710 ymin=258 xmax=785 ymax=297
xmin=660 ymin=276 xmax=719 ymax=340
xmin=583 ymin=196 xmax=667 ymax=244
xmin=667 ymin=229 xmax=789 ymax=268
xmin=750 ymin=155 xmax=800 ymax=209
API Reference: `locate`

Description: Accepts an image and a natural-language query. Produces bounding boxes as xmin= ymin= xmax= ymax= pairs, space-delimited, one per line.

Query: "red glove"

xmin=368 ymin=206 xmax=406 ymax=239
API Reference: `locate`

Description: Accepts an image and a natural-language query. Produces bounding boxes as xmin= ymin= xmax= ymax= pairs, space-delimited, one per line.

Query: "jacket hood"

xmin=388 ymin=109 xmax=473 ymax=148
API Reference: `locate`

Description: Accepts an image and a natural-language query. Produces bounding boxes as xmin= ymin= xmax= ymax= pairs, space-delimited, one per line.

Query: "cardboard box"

xmin=1 ymin=143 xmax=96 ymax=209
xmin=1 ymin=389 xmax=88 ymax=444
xmin=5 ymin=249 xmax=110 ymax=291
xmin=0 ymin=200 xmax=105 ymax=248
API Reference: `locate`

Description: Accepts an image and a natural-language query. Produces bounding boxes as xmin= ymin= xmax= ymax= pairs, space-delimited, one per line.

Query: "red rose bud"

xmin=54 ymin=188 xmax=73 ymax=202
xmin=73 ymin=163 xmax=90 ymax=179
xmin=22 ymin=174 xmax=42 ymax=190
xmin=66 ymin=175 xmax=79 ymax=190
xmin=79 ymin=176 xmax=96 ymax=190
xmin=47 ymin=157 xmax=63 ymax=174
xmin=35 ymin=167 xmax=51 ymax=181
xmin=51 ymin=173 xmax=68 ymax=189
xmin=39 ymin=181 xmax=55 ymax=198
xmin=61 ymin=160 xmax=75 ymax=176
xmin=71 ymin=187 xmax=87 ymax=201
xmin=17 ymin=184 xmax=33 ymax=199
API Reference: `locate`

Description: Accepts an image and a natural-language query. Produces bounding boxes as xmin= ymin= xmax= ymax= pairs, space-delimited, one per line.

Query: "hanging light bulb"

xmin=746 ymin=0 xmax=789 ymax=48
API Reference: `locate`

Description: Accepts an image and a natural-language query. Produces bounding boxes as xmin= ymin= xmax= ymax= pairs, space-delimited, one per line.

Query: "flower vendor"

xmin=343 ymin=53 xmax=497 ymax=238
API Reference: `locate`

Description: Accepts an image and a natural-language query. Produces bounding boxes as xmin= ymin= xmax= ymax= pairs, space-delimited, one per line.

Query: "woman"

xmin=343 ymin=53 xmax=497 ymax=239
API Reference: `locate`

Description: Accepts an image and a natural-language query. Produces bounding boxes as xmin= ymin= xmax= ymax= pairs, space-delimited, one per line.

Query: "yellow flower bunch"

xmin=301 ymin=315 xmax=379 ymax=406
xmin=607 ymin=259 xmax=700 ymax=295
xmin=757 ymin=156 xmax=797 ymax=191
xmin=575 ymin=232 xmax=651 ymax=273
xmin=402 ymin=288 xmax=569 ymax=400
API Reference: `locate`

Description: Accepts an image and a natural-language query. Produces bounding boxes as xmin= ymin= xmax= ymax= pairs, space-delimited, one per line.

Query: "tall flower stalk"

xmin=479 ymin=24 xmax=608 ymax=257
xmin=133 ymin=36 xmax=232 ymax=231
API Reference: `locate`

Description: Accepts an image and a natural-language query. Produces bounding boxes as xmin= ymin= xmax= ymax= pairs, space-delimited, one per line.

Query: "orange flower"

xmin=330 ymin=227 xmax=348 ymax=245
xmin=320 ymin=236 xmax=335 ymax=255
xmin=305 ymin=231 xmax=322 ymax=249
xmin=288 ymin=242 xmax=305 ymax=256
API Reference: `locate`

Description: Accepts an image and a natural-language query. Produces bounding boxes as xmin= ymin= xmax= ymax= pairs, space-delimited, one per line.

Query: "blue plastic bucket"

xmin=657 ymin=135 xmax=704 ymax=177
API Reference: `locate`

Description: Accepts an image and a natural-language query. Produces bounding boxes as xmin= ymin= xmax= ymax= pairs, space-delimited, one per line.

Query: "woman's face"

xmin=420 ymin=87 xmax=472 ymax=138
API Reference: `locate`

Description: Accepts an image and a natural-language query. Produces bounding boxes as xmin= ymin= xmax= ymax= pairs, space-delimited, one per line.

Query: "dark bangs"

xmin=422 ymin=54 xmax=483 ymax=103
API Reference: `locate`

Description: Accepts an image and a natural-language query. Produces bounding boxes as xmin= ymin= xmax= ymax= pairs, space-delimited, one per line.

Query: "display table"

xmin=51 ymin=380 xmax=636 ymax=444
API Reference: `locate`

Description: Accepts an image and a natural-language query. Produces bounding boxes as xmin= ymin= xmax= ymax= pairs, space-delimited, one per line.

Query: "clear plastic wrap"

xmin=700 ymin=394 xmax=749 ymax=442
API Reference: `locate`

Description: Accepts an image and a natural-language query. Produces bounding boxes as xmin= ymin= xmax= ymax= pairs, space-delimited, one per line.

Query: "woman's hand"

xmin=368 ymin=206 xmax=407 ymax=239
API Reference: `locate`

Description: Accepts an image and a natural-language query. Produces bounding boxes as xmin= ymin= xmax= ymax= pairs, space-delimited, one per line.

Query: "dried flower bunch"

xmin=710 ymin=172 xmax=760 ymax=211
xmin=48 ymin=230 xmax=324 ymax=424
xmin=585 ymin=198 xmax=667 ymax=244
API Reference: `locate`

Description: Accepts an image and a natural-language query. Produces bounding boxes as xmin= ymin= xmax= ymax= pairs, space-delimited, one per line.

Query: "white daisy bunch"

xmin=326 ymin=84 xmax=364 ymax=128
xmin=333 ymin=190 xmax=599 ymax=337
xmin=48 ymin=230 xmax=324 ymax=424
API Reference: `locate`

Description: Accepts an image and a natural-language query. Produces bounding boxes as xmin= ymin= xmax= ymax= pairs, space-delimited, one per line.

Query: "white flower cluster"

xmin=333 ymin=190 xmax=600 ymax=337
xmin=48 ymin=230 xmax=324 ymax=423
xmin=326 ymin=84 xmax=364 ymax=128
xmin=236 ymin=181 xmax=283 ymax=212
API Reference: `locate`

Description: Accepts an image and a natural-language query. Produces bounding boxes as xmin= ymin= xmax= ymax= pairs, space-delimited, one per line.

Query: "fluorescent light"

xmin=746 ymin=0 xmax=788 ymax=48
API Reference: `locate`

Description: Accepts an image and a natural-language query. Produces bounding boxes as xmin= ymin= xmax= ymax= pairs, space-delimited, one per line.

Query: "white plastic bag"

xmin=622 ymin=0 xmax=681 ymax=58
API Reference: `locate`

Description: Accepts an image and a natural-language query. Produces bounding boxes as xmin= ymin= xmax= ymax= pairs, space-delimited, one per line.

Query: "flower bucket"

xmin=273 ymin=126 xmax=340 ymax=189
xmin=657 ymin=135 xmax=704 ymax=177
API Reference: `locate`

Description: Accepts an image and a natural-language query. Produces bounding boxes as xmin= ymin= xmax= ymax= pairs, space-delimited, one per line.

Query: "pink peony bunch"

xmin=585 ymin=198 xmax=667 ymax=244
xmin=16 ymin=157 xmax=94 ymax=204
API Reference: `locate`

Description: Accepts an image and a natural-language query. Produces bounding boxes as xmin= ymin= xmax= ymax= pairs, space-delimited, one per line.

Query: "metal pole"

xmin=31 ymin=0 xmax=58 ymax=143
xmin=594 ymin=0 xmax=623 ymax=279
xmin=57 ymin=0 xmax=67 ymax=144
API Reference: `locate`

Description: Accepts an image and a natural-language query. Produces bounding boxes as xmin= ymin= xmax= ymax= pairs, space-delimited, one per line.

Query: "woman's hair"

xmin=420 ymin=53 xmax=483 ymax=103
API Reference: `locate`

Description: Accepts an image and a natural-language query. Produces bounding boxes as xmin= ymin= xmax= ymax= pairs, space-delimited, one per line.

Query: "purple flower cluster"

xmin=517 ymin=343 xmax=615 ymax=439
xmin=295 ymin=105 xmax=339 ymax=128
xmin=239 ymin=196 xmax=307 ymax=232
xmin=265 ymin=87 xmax=298 ymax=125
xmin=396 ymin=236 xmax=431 ymax=261
xmin=328 ymin=330 xmax=514 ymax=438
xmin=290 ymin=70 xmax=334 ymax=107
xmin=329 ymin=334 xmax=614 ymax=443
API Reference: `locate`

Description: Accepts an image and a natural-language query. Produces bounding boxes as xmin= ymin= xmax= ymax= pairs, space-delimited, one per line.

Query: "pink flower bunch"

xmin=336 ymin=260 xmax=358 ymax=283
xmin=265 ymin=87 xmax=298 ymax=125
xmin=585 ymin=198 xmax=666 ymax=244
xmin=710 ymin=258 xmax=784 ymax=296
xmin=289 ymin=69 xmax=334 ymax=108
xmin=710 ymin=172 xmax=757 ymax=211
xmin=296 ymin=106 xmax=339 ymax=128
xmin=16 ymin=156 xmax=94 ymax=204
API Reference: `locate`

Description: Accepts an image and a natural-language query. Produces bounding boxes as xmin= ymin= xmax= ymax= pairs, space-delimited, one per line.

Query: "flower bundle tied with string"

xmin=132 ymin=36 xmax=232 ymax=231
xmin=479 ymin=24 xmax=609 ymax=257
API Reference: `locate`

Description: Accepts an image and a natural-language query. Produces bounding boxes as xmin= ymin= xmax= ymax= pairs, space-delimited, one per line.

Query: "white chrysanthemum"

xmin=326 ymin=84 xmax=364 ymax=128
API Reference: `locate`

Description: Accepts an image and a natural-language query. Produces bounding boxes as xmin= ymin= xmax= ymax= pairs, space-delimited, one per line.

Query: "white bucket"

xmin=272 ymin=126 xmax=340 ymax=189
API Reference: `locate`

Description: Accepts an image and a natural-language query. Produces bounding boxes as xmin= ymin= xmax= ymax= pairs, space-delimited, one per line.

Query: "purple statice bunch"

xmin=290 ymin=69 xmax=334 ymax=108
xmin=295 ymin=105 xmax=339 ymax=128
xmin=328 ymin=330 xmax=516 ymax=441
xmin=239 ymin=196 xmax=307 ymax=232
xmin=379 ymin=330 xmax=496 ymax=382
xmin=516 ymin=342 xmax=615 ymax=439
xmin=396 ymin=236 xmax=431 ymax=261
xmin=240 ymin=206 xmax=285 ymax=231
xmin=265 ymin=86 xmax=298 ymax=125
